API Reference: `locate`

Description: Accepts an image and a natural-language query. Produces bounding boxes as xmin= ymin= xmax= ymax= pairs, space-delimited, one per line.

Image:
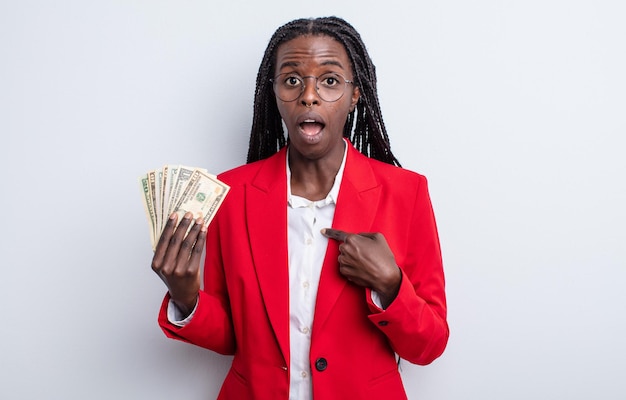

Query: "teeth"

xmin=303 ymin=119 xmax=316 ymax=123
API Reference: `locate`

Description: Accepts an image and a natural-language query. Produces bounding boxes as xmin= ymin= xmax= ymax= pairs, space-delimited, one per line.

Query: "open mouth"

xmin=299 ymin=119 xmax=325 ymax=137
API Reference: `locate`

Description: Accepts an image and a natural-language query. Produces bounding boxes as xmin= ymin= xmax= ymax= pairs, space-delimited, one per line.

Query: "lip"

xmin=294 ymin=111 xmax=326 ymax=143
xmin=296 ymin=111 xmax=326 ymax=126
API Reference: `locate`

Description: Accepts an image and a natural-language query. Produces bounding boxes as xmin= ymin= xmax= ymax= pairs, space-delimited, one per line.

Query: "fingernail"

xmin=183 ymin=212 xmax=192 ymax=219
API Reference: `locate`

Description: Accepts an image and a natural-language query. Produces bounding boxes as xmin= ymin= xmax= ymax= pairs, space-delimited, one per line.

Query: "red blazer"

xmin=159 ymin=143 xmax=448 ymax=399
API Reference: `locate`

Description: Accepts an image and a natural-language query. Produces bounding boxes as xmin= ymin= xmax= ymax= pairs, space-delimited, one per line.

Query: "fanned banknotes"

xmin=139 ymin=165 xmax=230 ymax=250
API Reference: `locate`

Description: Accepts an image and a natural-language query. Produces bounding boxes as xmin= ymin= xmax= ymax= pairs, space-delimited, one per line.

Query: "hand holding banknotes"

xmin=140 ymin=164 xmax=230 ymax=315
xmin=151 ymin=212 xmax=206 ymax=315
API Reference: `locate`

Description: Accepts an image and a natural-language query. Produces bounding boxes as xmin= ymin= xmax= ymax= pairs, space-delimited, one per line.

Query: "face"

xmin=273 ymin=34 xmax=360 ymax=162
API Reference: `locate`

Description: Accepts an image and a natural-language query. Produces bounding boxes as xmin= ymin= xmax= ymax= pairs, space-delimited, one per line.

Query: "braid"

xmin=247 ymin=16 xmax=401 ymax=167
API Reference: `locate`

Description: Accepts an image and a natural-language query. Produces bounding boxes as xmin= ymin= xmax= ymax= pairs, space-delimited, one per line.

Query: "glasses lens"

xmin=273 ymin=74 xmax=302 ymax=102
xmin=316 ymin=73 xmax=347 ymax=102
xmin=272 ymin=73 xmax=349 ymax=102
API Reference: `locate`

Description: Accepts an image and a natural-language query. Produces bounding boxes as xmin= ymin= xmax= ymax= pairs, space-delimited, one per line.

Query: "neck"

xmin=289 ymin=141 xmax=345 ymax=201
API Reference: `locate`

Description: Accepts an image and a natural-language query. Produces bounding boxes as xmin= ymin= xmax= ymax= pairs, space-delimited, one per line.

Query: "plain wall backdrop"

xmin=1 ymin=1 xmax=625 ymax=399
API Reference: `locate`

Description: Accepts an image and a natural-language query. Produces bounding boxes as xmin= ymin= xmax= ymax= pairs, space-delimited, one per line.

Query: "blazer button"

xmin=315 ymin=358 xmax=328 ymax=372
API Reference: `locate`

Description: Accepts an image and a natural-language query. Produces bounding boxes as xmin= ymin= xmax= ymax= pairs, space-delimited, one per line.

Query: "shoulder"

xmin=217 ymin=147 xmax=286 ymax=188
xmin=217 ymin=161 xmax=261 ymax=185
xmin=347 ymin=144 xmax=428 ymax=190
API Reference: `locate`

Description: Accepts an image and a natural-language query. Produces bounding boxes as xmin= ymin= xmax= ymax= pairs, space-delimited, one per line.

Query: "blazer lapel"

xmin=312 ymin=144 xmax=382 ymax=337
xmin=245 ymin=147 xmax=290 ymax=366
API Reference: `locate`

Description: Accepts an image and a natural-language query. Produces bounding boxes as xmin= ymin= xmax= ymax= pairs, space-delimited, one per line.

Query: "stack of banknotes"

xmin=139 ymin=165 xmax=230 ymax=250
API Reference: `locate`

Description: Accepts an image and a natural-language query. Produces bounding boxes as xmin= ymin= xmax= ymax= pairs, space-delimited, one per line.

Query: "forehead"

xmin=274 ymin=34 xmax=351 ymax=74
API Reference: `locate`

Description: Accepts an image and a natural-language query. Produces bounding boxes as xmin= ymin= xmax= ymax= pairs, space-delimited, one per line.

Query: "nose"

xmin=300 ymin=76 xmax=320 ymax=107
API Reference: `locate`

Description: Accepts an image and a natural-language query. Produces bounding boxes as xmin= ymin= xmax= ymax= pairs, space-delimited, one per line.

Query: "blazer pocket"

xmin=368 ymin=367 xmax=402 ymax=389
xmin=229 ymin=364 xmax=249 ymax=386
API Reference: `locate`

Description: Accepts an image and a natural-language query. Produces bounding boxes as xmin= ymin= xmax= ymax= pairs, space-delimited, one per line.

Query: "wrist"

xmin=172 ymin=293 xmax=198 ymax=317
xmin=377 ymin=266 xmax=402 ymax=308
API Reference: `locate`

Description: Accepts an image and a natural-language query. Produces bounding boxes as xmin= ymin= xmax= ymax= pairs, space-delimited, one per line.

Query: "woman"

xmin=151 ymin=16 xmax=448 ymax=400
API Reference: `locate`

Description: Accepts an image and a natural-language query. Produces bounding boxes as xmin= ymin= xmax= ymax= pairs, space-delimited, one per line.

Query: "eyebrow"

xmin=277 ymin=61 xmax=300 ymax=70
xmin=320 ymin=60 xmax=345 ymax=68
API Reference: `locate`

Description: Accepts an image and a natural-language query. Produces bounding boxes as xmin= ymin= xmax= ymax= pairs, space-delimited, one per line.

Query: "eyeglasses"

xmin=270 ymin=73 xmax=354 ymax=102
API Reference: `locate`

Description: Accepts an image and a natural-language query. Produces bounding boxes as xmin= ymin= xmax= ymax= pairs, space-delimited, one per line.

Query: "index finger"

xmin=154 ymin=212 xmax=179 ymax=254
xmin=321 ymin=228 xmax=350 ymax=242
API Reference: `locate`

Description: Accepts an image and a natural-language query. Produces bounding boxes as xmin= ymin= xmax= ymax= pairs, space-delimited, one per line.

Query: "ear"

xmin=349 ymin=86 xmax=360 ymax=112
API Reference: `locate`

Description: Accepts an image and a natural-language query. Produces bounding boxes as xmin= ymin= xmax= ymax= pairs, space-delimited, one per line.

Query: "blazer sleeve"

xmin=366 ymin=175 xmax=449 ymax=365
xmin=157 ymin=212 xmax=236 ymax=355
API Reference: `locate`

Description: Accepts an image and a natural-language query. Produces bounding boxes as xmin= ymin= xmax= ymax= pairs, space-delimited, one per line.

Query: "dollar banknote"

xmin=139 ymin=165 xmax=229 ymax=250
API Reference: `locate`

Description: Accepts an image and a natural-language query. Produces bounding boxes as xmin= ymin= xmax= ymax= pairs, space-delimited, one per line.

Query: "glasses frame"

xmin=270 ymin=73 xmax=354 ymax=103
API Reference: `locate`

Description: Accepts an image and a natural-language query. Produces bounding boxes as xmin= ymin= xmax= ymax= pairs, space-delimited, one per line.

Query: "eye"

xmin=320 ymin=74 xmax=342 ymax=88
xmin=282 ymin=75 xmax=302 ymax=88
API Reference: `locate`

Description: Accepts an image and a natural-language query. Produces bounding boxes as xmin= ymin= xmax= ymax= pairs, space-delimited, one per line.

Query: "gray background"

xmin=1 ymin=1 xmax=624 ymax=399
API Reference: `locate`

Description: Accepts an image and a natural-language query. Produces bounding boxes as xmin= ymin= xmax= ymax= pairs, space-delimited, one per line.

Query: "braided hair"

xmin=246 ymin=16 xmax=401 ymax=167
